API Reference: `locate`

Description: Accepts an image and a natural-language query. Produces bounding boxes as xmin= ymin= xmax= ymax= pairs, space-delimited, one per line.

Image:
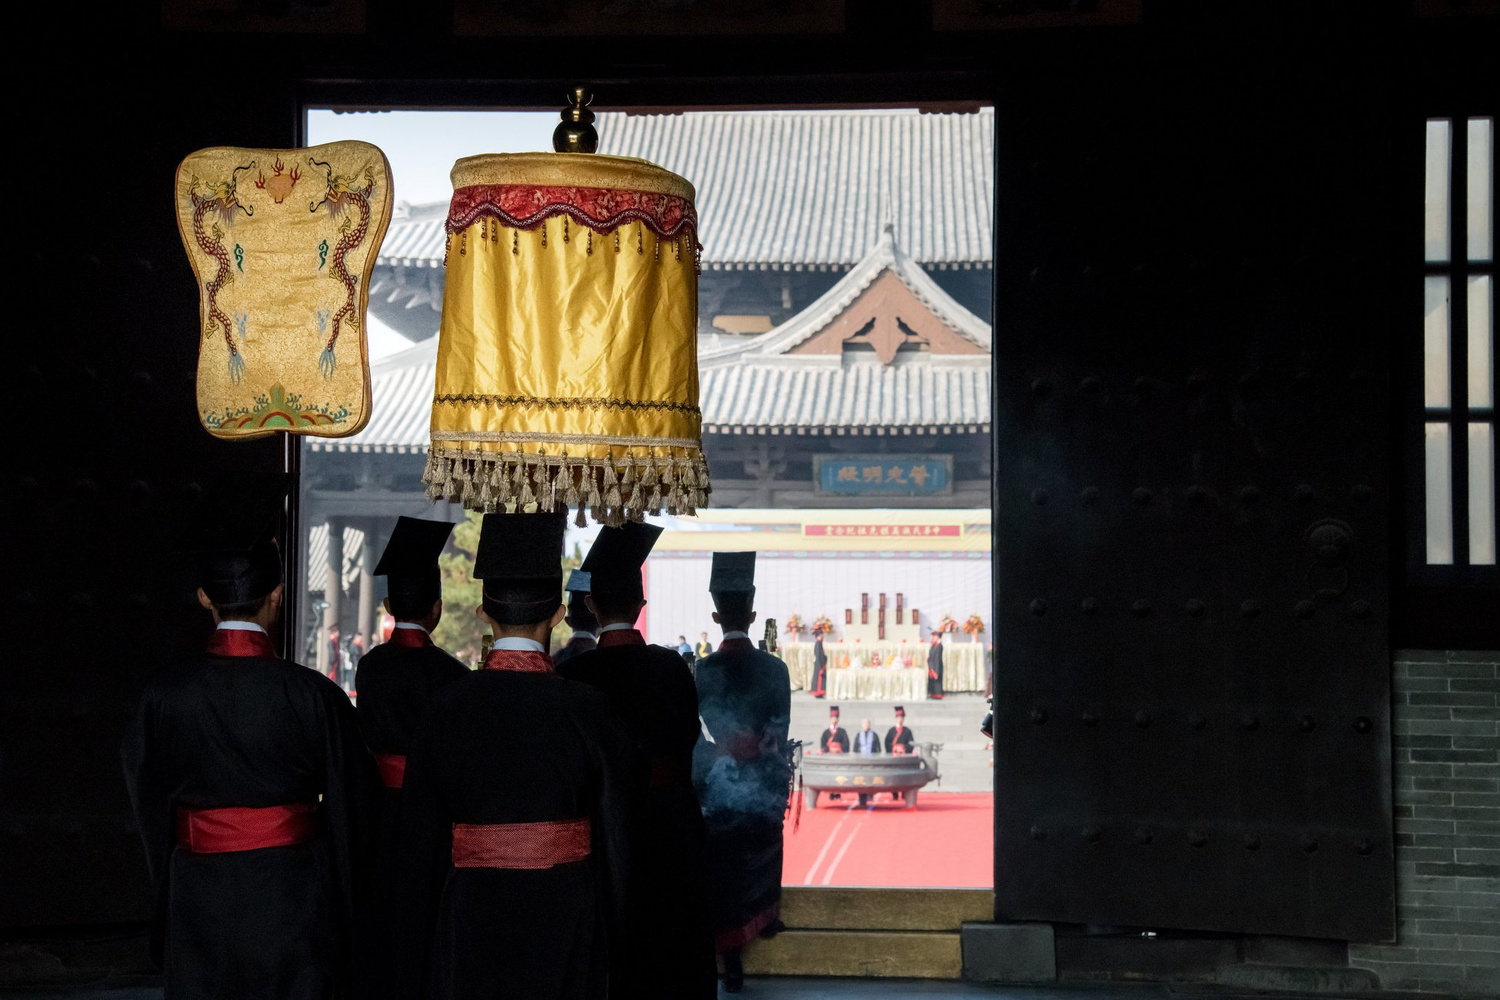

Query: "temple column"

xmin=321 ymin=517 xmax=345 ymax=681
xmin=357 ymin=519 xmax=379 ymax=657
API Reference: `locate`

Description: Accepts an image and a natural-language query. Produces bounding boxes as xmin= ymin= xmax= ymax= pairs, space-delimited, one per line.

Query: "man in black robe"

xmin=926 ymin=632 xmax=946 ymax=700
xmin=352 ymin=515 xmax=470 ymax=1000
xmin=818 ymin=705 xmax=850 ymax=754
xmin=556 ymin=522 xmax=717 ymax=1000
xmin=552 ymin=568 xmax=598 ymax=667
xmin=808 ymin=631 xmax=829 ymax=698
xmin=692 ymin=551 xmax=793 ymax=994
xmin=121 ymin=518 xmax=380 ymax=1000
xmin=884 ymin=705 xmax=916 ymax=755
xmin=394 ymin=508 xmax=637 ymax=1000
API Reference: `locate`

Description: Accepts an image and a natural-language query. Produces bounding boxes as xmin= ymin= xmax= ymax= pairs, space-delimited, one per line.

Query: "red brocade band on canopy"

xmin=422 ymin=152 xmax=710 ymax=528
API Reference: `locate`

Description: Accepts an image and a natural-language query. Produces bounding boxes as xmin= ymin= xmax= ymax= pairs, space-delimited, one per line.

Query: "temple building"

xmin=301 ymin=108 xmax=996 ymax=664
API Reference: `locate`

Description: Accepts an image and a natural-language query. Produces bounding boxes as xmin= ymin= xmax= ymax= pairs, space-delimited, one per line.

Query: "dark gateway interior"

xmin=4 ymin=2 xmax=1497 ymax=996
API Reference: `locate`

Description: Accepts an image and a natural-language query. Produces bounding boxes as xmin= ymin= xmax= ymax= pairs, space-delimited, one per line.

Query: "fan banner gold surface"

xmin=422 ymin=151 xmax=710 ymax=527
xmin=175 ymin=140 xmax=393 ymax=439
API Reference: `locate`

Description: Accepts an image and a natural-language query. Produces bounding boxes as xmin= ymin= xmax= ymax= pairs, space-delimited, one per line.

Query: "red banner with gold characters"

xmin=174 ymin=140 xmax=393 ymax=440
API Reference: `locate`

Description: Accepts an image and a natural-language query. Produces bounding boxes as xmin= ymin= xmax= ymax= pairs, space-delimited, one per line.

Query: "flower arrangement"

xmin=963 ymin=614 xmax=985 ymax=637
xmin=811 ymin=614 xmax=835 ymax=638
xmin=937 ymin=613 xmax=959 ymax=635
xmin=784 ymin=614 xmax=805 ymax=637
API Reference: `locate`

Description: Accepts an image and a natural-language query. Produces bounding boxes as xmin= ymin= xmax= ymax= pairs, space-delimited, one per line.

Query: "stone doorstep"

xmin=961 ymin=921 xmax=1058 ymax=984
xmin=741 ymin=928 xmax=964 ymax=980
xmin=780 ymin=887 xmax=995 ymax=932
xmin=1215 ymin=963 xmax=1382 ymax=994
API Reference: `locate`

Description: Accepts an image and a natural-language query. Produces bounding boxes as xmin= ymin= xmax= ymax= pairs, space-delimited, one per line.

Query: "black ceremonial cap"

xmin=564 ymin=569 xmax=592 ymax=594
xmin=581 ymin=521 xmax=662 ymax=581
xmin=475 ymin=508 xmax=567 ymax=625
xmin=580 ymin=521 xmax=661 ymax=605
xmin=708 ymin=551 xmax=757 ymax=595
xmin=196 ymin=515 xmax=284 ymax=606
xmin=374 ymin=516 xmax=455 ymax=610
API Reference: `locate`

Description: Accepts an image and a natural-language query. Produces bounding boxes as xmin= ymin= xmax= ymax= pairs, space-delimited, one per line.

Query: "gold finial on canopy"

xmin=552 ymin=86 xmax=598 ymax=154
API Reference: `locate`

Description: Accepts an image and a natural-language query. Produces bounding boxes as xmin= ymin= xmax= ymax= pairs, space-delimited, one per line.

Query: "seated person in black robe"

xmin=556 ymin=521 xmax=717 ymax=1000
xmin=818 ymin=705 xmax=850 ymax=754
xmin=884 ymin=705 xmax=916 ymax=754
xmin=552 ymin=568 xmax=599 ymax=667
xmin=121 ymin=514 xmax=380 ymax=1000
xmin=394 ymin=508 xmax=638 ymax=1000
xmin=692 ymin=551 xmax=793 ymax=994
xmin=352 ymin=515 xmax=470 ymax=1000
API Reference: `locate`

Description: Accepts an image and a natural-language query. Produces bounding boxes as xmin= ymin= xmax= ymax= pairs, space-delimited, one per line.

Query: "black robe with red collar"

xmin=352 ymin=626 xmax=471 ymax=1000
xmin=120 ymin=627 xmax=380 ymax=1000
xmin=884 ymin=723 xmax=916 ymax=754
xmin=691 ymin=636 xmax=793 ymax=953
xmin=394 ymin=646 xmax=639 ymax=1000
xmin=808 ymin=638 xmax=828 ymax=697
xmin=926 ymin=640 xmax=946 ymax=698
xmin=818 ymin=724 xmax=850 ymax=754
xmin=557 ymin=628 xmax=717 ymax=1000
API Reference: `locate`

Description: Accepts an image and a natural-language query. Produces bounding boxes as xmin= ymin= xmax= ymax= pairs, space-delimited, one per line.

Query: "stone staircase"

xmin=743 ymin=696 xmax=994 ymax=981
xmin=741 ymin=887 xmax=995 ymax=979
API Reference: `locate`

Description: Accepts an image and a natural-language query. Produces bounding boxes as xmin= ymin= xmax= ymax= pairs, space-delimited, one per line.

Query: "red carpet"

xmin=781 ymin=792 xmax=993 ymax=888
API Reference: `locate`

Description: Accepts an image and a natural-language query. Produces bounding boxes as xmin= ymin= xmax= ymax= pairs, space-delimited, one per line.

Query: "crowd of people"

xmin=804 ymin=630 xmax=951 ymax=701
xmin=814 ymin=704 xmax=917 ymax=755
xmin=120 ymin=509 xmax=796 ymax=1000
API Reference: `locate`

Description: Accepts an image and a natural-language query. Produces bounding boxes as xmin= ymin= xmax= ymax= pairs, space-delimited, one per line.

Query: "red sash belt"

xmin=376 ymin=754 xmax=408 ymax=789
xmin=649 ymin=755 xmax=692 ymax=789
xmin=451 ymin=818 xmax=591 ymax=869
xmin=175 ymin=803 xmax=317 ymax=853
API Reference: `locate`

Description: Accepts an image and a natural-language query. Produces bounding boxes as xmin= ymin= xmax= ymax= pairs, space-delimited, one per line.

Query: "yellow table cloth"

xmin=780 ymin=640 xmax=987 ymax=695
xmin=826 ymin=665 xmax=930 ymax=702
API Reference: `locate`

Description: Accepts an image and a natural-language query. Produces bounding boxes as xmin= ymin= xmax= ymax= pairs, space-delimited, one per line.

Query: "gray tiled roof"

xmin=316 ymin=230 xmax=991 ymax=454
xmin=698 ymin=358 xmax=991 ymax=435
xmin=699 ymin=227 xmax=991 ymax=433
xmin=374 ymin=107 xmax=994 ymax=272
xmin=309 ymin=339 xmax=438 ymax=454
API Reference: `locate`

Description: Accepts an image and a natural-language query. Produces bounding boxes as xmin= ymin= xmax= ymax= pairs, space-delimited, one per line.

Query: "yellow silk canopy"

xmin=175 ymin=141 xmax=392 ymax=439
xmin=422 ymin=152 xmax=710 ymax=527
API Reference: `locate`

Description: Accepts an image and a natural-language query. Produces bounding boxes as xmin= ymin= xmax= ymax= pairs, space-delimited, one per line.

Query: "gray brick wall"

xmin=1348 ymin=650 xmax=1500 ymax=997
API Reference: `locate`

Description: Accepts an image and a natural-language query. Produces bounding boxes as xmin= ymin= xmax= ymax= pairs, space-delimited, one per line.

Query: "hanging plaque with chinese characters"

xmin=814 ymin=455 xmax=953 ymax=496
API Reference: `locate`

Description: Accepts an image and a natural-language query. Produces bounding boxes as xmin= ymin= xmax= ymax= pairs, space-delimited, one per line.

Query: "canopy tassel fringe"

xmin=423 ymin=449 xmax=710 ymax=527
